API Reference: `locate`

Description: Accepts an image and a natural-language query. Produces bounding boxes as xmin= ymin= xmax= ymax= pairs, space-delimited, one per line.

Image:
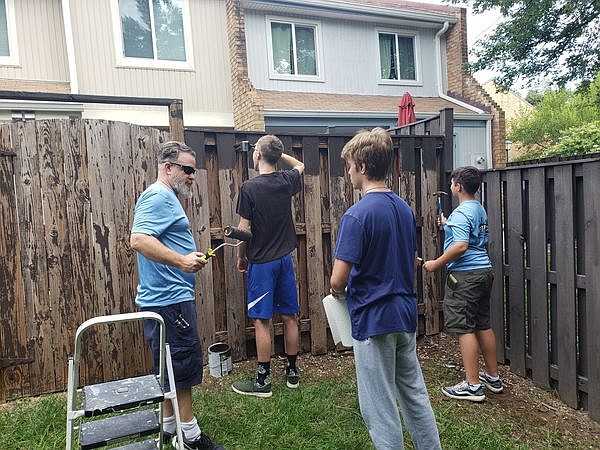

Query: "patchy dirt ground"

xmin=207 ymin=333 xmax=600 ymax=449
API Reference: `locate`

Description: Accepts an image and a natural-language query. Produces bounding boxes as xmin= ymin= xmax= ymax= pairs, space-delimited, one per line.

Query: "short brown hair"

xmin=341 ymin=127 xmax=393 ymax=180
xmin=451 ymin=166 xmax=482 ymax=195
xmin=256 ymin=135 xmax=284 ymax=165
xmin=158 ymin=141 xmax=195 ymax=165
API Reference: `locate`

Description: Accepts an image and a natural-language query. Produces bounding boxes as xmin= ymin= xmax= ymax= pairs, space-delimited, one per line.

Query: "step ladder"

xmin=66 ymin=312 xmax=185 ymax=449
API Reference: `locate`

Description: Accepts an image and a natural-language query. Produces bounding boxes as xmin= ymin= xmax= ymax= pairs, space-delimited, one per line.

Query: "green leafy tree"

xmin=449 ymin=0 xmax=600 ymax=88
xmin=510 ymin=73 xmax=600 ymax=159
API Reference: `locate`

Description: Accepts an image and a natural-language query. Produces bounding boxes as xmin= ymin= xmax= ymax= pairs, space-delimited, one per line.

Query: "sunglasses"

xmin=169 ymin=161 xmax=196 ymax=175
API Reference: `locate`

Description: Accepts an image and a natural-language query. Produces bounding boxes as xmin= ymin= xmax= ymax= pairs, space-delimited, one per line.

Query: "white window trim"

xmin=110 ymin=0 xmax=194 ymax=71
xmin=266 ymin=16 xmax=324 ymax=82
xmin=376 ymin=28 xmax=422 ymax=86
xmin=0 ymin=0 xmax=19 ymax=66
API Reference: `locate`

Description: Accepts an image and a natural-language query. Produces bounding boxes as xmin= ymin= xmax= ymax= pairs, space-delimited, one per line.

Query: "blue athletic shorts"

xmin=141 ymin=301 xmax=203 ymax=390
xmin=247 ymin=253 xmax=299 ymax=319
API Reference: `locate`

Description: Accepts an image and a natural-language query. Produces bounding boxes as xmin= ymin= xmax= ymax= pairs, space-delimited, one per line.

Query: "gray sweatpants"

xmin=354 ymin=332 xmax=441 ymax=450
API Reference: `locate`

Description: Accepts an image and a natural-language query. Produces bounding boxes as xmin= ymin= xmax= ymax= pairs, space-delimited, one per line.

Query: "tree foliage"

xmin=510 ymin=73 xmax=600 ymax=160
xmin=449 ymin=0 xmax=600 ymax=88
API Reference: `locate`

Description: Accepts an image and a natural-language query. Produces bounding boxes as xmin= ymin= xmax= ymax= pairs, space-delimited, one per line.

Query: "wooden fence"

xmin=482 ymin=157 xmax=600 ymax=421
xmin=0 ymin=116 xmax=449 ymax=401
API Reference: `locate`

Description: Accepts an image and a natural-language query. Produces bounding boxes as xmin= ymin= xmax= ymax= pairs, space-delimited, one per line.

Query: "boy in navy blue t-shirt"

xmin=330 ymin=128 xmax=441 ymax=450
xmin=424 ymin=166 xmax=503 ymax=402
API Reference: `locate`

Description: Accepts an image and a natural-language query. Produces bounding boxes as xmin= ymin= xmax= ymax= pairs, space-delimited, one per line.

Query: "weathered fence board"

xmin=583 ymin=162 xmax=600 ymax=421
xmin=554 ymin=165 xmax=578 ymax=408
xmin=483 ymin=157 xmax=600 ymax=421
xmin=0 ymin=117 xmax=449 ymax=402
xmin=505 ymin=170 xmax=526 ymax=376
xmin=527 ymin=168 xmax=550 ymax=387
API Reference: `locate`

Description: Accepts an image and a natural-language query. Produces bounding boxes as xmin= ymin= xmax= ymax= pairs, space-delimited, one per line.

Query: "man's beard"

xmin=172 ymin=179 xmax=192 ymax=199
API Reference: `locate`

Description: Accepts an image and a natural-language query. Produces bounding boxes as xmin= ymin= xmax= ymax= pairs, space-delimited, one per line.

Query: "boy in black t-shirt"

xmin=231 ymin=135 xmax=305 ymax=398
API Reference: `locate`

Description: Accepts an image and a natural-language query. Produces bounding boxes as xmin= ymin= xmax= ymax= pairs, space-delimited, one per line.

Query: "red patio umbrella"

xmin=398 ymin=91 xmax=416 ymax=127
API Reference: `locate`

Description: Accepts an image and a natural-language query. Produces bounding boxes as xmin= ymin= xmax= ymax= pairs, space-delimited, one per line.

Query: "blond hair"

xmin=341 ymin=127 xmax=393 ymax=180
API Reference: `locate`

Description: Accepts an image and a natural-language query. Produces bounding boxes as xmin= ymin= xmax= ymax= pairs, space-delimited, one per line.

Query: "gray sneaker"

xmin=479 ymin=372 xmax=504 ymax=393
xmin=441 ymin=380 xmax=485 ymax=402
xmin=286 ymin=367 xmax=300 ymax=389
xmin=231 ymin=377 xmax=272 ymax=398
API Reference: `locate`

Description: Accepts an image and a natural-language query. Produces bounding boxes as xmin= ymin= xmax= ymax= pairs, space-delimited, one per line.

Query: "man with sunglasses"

xmin=130 ymin=141 xmax=223 ymax=450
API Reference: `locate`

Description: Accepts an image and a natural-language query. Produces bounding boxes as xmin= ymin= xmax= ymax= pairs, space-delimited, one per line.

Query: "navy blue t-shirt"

xmin=334 ymin=191 xmax=417 ymax=340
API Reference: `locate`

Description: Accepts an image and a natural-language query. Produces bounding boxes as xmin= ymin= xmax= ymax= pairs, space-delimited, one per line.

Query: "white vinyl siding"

xmin=267 ymin=17 xmax=323 ymax=81
xmin=246 ymin=11 xmax=433 ymax=95
xmin=112 ymin=0 xmax=193 ymax=70
xmin=71 ymin=0 xmax=232 ymax=124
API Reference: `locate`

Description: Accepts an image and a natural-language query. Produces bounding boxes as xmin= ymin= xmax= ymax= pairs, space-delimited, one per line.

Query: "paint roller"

xmin=200 ymin=225 xmax=252 ymax=261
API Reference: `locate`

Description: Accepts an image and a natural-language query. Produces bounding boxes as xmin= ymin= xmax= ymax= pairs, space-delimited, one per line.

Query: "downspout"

xmin=436 ymin=21 xmax=493 ymax=167
xmin=435 ymin=21 xmax=483 ymax=114
xmin=62 ymin=0 xmax=79 ymax=94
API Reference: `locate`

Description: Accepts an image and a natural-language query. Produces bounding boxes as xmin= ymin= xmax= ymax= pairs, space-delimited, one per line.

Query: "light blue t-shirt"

xmin=131 ymin=182 xmax=196 ymax=308
xmin=443 ymin=200 xmax=492 ymax=271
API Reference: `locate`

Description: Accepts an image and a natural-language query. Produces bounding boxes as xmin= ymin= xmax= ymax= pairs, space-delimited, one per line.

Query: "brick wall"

xmin=225 ymin=0 xmax=265 ymax=132
xmin=445 ymin=8 xmax=507 ymax=168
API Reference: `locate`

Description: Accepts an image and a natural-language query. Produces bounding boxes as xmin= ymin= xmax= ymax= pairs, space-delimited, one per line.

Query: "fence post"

xmin=169 ymin=100 xmax=185 ymax=142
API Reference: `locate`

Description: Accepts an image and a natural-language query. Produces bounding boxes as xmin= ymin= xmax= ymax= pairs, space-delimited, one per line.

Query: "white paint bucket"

xmin=322 ymin=294 xmax=353 ymax=347
xmin=208 ymin=342 xmax=232 ymax=378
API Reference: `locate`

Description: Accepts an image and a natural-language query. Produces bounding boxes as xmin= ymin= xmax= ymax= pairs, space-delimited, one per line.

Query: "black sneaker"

xmin=174 ymin=431 xmax=225 ymax=450
xmin=479 ymin=371 xmax=504 ymax=393
xmin=286 ymin=367 xmax=300 ymax=389
xmin=441 ymin=380 xmax=485 ymax=402
xmin=162 ymin=430 xmax=175 ymax=446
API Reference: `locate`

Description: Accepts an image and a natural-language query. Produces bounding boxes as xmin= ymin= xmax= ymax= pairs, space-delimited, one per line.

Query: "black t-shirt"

xmin=236 ymin=169 xmax=302 ymax=263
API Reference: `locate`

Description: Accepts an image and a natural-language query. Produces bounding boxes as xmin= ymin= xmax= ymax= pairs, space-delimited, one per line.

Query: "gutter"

xmin=243 ymin=0 xmax=458 ymax=24
xmin=434 ymin=21 xmax=483 ymax=114
xmin=62 ymin=0 xmax=78 ymax=94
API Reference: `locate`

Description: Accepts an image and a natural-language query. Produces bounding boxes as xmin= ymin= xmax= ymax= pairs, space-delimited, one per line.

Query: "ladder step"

xmin=82 ymin=375 xmax=164 ymax=417
xmin=79 ymin=409 xmax=160 ymax=449
xmin=111 ymin=438 xmax=159 ymax=450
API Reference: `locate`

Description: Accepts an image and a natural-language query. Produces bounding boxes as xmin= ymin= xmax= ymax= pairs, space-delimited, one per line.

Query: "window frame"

xmin=111 ymin=0 xmax=194 ymax=70
xmin=376 ymin=28 xmax=422 ymax=86
xmin=0 ymin=0 xmax=19 ymax=67
xmin=266 ymin=16 xmax=324 ymax=82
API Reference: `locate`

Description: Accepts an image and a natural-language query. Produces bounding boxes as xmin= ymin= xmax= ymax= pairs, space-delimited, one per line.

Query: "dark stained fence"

xmin=482 ymin=158 xmax=600 ymax=421
xmin=0 ymin=117 xmax=448 ymax=401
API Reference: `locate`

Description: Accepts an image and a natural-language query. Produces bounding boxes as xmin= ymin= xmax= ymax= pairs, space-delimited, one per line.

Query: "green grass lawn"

xmin=1 ymin=340 xmax=599 ymax=449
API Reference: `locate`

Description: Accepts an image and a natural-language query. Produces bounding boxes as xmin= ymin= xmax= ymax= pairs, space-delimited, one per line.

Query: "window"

xmin=378 ymin=32 xmax=417 ymax=82
xmin=0 ymin=0 xmax=18 ymax=66
xmin=115 ymin=0 xmax=192 ymax=68
xmin=268 ymin=18 xmax=321 ymax=80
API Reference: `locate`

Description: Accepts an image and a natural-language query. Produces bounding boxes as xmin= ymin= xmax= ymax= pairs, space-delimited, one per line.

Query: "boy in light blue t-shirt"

xmin=424 ymin=166 xmax=503 ymax=403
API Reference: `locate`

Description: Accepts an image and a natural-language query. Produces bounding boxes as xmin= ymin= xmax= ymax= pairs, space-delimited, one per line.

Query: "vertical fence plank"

xmin=0 ymin=126 xmax=28 ymax=401
xmin=420 ymin=138 xmax=441 ymax=334
xmin=484 ymin=171 xmax=505 ymax=363
xmin=14 ymin=121 xmax=54 ymax=394
xmin=86 ymin=120 xmax=124 ymax=383
xmin=328 ymin=137 xmax=348 ymax=251
xmin=584 ymin=161 xmax=600 ymax=420
xmin=61 ymin=120 xmax=97 ymax=385
xmin=217 ymin=133 xmax=246 ymax=361
xmin=554 ymin=165 xmax=578 ymax=408
xmin=506 ymin=170 xmax=526 ymax=375
xmin=527 ymin=167 xmax=550 ymax=387
xmin=303 ymin=137 xmax=327 ymax=354
xmin=108 ymin=122 xmax=141 ymax=378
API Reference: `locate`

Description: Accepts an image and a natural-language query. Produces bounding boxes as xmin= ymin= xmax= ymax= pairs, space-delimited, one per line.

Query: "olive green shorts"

xmin=443 ymin=268 xmax=494 ymax=334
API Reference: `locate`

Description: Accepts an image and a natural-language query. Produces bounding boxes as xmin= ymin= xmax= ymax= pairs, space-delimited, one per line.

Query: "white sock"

xmin=181 ymin=417 xmax=202 ymax=441
xmin=163 ymin=415 xmax=176 ymax=434
xmin=468 ymin=382 xmax=482 ymax=389
xmin=486 ymin=373 xmax=500 ymax=381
